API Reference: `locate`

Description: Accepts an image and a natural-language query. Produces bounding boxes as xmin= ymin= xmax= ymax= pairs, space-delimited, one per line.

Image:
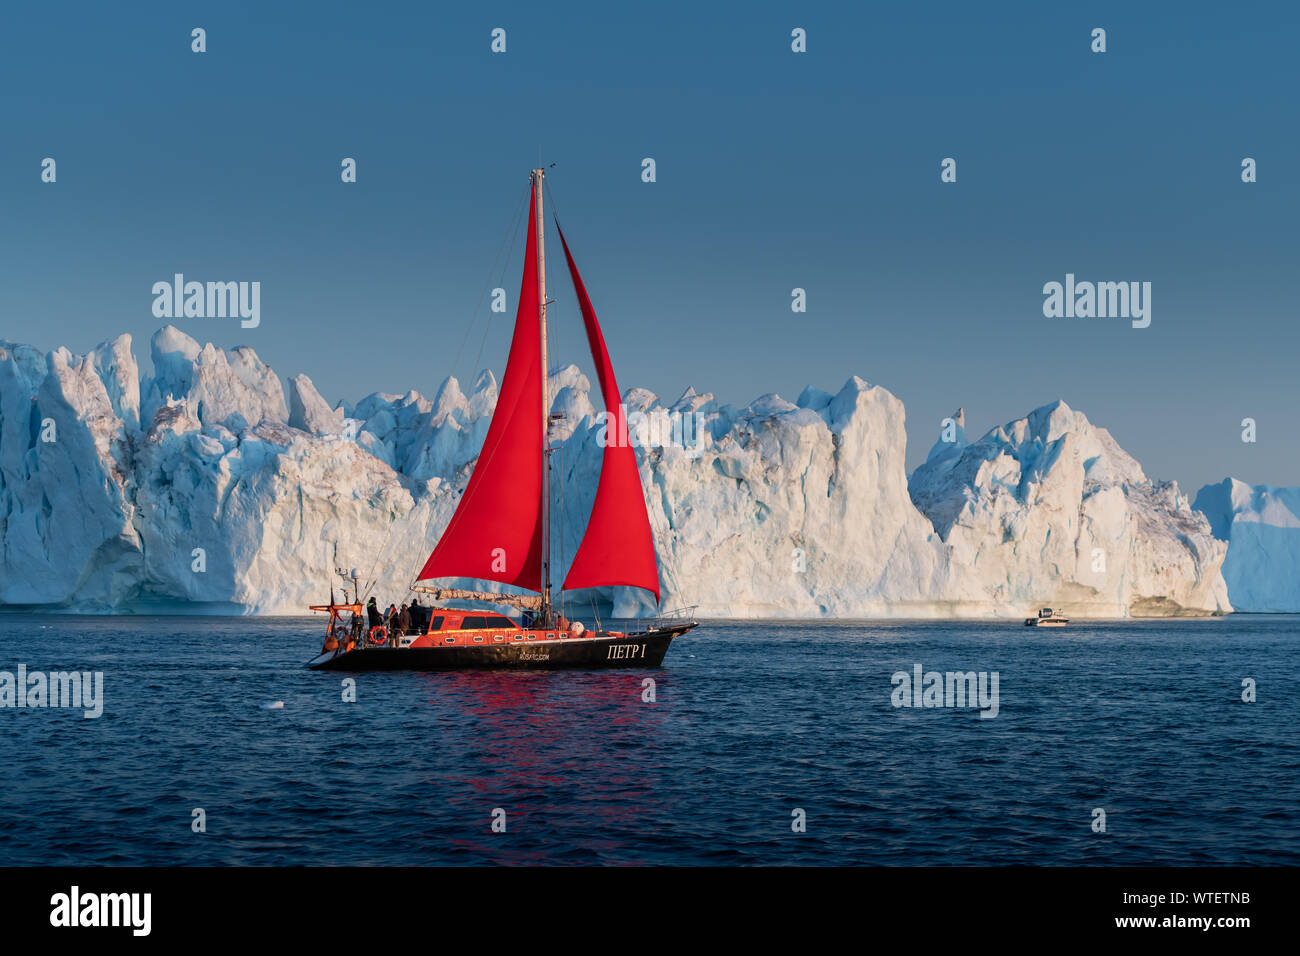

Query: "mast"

xmin=533 ymin=168 xmax=552 ymax=617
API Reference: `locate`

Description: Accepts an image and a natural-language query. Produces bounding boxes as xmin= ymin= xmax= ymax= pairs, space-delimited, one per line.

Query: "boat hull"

xmin=308 ymin=624 xmax=693 ymax=671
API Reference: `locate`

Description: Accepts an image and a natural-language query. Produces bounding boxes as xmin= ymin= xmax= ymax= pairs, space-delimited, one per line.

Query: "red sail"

xmin=557 ymin=226 xmax=661 ymax=601
xmin=417 ymin=192 xmax=544 ymax=591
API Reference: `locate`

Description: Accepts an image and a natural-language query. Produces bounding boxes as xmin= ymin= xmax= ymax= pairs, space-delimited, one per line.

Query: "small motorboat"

xmin=1024 ymin=607 xmax=1069 ymax=627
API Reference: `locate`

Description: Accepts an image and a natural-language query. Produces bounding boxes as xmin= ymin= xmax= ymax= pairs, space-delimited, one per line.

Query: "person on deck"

xmin=409 ymin=597 xmax=426 ymax=632
xmin=366 ymin=597 xmax=383 ymax=630
xmin=396 ymin=604 xmax=411 ymax=636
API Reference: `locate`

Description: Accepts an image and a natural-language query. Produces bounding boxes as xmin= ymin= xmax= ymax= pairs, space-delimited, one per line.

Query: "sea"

xmin=0 ymin=614 xmax=1296 ymax=866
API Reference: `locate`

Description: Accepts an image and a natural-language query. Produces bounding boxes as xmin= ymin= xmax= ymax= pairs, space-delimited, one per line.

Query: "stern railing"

xmin=609 ymin=605 xmax=699 ymax=635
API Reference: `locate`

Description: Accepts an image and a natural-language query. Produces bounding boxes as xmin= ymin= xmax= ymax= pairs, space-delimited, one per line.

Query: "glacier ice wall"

xmin=0 ymin=326 xmax=1236 ymax=617
xmin=910 ymin=401 xmax=1231 ymax=617
xmin=1194 ymin=478 xmax=1300 ymax=612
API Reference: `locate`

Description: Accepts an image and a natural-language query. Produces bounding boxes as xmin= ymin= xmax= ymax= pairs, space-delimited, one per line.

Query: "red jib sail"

xmin=557 ymin=225 xmax=661 ymax=601
xmin=417 ymin=191 xmax=544 ymax=591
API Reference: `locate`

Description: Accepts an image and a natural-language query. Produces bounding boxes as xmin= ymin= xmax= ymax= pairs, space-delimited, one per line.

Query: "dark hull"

xmin=308 ymin=624 xmax=694 ymax=671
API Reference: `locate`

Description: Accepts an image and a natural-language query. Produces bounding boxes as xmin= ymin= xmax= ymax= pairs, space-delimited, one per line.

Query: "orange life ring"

xmin=369 ymin=626 xmax=388 ymax=646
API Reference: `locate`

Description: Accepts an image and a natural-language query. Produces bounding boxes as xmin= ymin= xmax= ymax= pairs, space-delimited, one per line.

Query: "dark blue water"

xmin=0 ymin=614 xmax=1296 ymax=865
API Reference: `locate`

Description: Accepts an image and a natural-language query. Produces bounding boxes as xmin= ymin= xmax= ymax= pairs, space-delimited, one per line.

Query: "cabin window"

xmin=493 ymin=634 xmax=504 ymax=642
xmin=487 ymin=615 xmax=516 ymax=628
xmin=461 ymin=616 xmax=487 ymax=630
xmin=547 ymin=633 xmax=556 ymax=641
xmin=512 ymin=634 xmax=523 ymax=641
xmin=473 ymin=636 xmax=484 ymax=643
xmin=526 ymin=634 xmax=537 ymax=640
xmin=428 ymin=615 xmax=444 ymax=632
xmin=443 ymin=637 xmax=456 ymax=644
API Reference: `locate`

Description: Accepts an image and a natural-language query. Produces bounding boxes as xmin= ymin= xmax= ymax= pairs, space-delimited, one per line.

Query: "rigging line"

xmin=558 ymin=433 xmax=566 ymax=619
xmin=465 ymin=185 xmax=528 ymax=390
xmin=450 ymin=180 xmax=528 ymax=372
xmin=447 ymin=182 xmax=530 ymax=391
xmin=418 ymin=390 xmax=536 ymax=587
xmin=548 ymin=176 xmax=669 ymax=616
xmin=359 ymin=506 xmax=408 ymax=603
xmin=545 ymin=177 xmax=571 ymax=619
xmin=356 ymin=185 xmax=530 ymax=607
xmin=421 ymin=198 xmax=547 ymax=598
xmin=643 ymin=460 xmax=689 ymax=612
xmin=415 ymin=189 xmax=534 ymax=595
xmin=543 ymin=180 xmax=567 ymax=368
xmin=665 ymin=514 xmax=693 ymax=610
xmin=548 ymin=178 xmax=669 ymax=616
xmin=544 ymin=177 xmax=562 ymax=231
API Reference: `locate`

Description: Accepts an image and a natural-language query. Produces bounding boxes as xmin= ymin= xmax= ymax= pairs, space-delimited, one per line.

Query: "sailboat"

xmin=308 ymin=169 xmax=698 ymax=671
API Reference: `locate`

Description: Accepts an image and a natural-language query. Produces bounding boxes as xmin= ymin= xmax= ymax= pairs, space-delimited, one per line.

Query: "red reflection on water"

xmin=410 ymin=670 xmax=669 ymax=863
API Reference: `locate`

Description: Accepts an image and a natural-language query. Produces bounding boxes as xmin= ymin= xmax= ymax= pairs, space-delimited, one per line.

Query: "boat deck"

xmin=309 ymin=621 xmax=696 ymax=671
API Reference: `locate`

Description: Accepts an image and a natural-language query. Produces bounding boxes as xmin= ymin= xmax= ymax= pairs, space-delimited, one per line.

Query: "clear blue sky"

xmin=2 ymin=0 xmax=1296 ymax=495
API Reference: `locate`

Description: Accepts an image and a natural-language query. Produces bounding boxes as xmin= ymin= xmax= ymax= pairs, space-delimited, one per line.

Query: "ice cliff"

xmin=1194 ymin=479 xmax=1300 ymax=612
xmin=0 ymin=326 xmax=1240 ymax=617
xmin=909 ymin=401 xmax=1230 ymax=617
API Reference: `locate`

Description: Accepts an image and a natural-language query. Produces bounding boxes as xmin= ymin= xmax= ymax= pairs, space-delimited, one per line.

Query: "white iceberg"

xmin=0 ymin=327 xmax=1246 ymax=618
xmin=1194 ymin=478 xmax=1300 ymax=612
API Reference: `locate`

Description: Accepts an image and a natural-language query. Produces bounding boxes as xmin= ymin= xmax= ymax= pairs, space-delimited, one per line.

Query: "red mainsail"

xmin=557 ymin=225 xmax=661 ymax=601
xmin=417 ymin=192 xmax=544 ymax=591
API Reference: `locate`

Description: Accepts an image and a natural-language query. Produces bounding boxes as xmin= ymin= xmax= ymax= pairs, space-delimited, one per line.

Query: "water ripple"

xmin=0 ymin=614 xmax=1296 ymax=864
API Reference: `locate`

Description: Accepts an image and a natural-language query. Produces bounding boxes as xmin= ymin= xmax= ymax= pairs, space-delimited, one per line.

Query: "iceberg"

xmin=1194 ymin=478 xmax=1300 ymax=612
xmin=0 ymin=326 xmax=1245 ymax=617
xmin=909 ymin=401 xmax=1230 ymax=617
